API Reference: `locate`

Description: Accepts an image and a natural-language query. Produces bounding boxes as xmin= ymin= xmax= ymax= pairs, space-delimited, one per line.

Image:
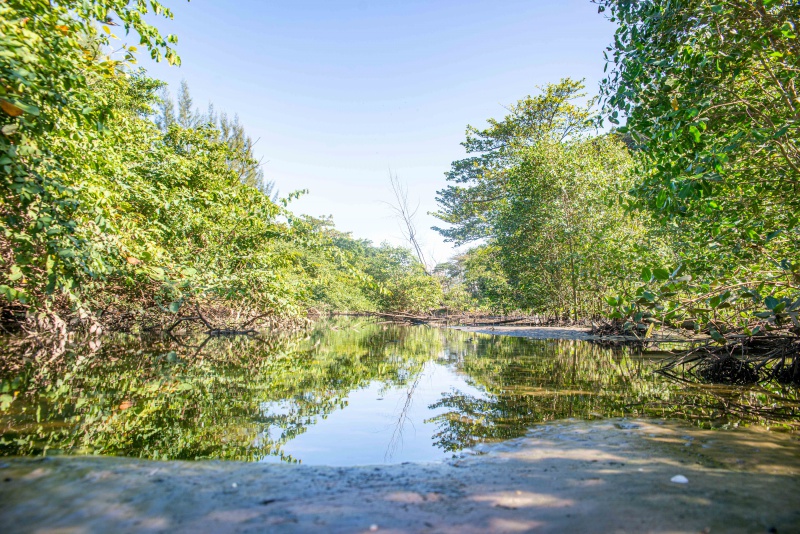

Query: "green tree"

xmin=0 ymin=0 xmax=180 ymax=313
xmin=597 ymin=0 xmax=800 ymax=338
xmin=161 ymin=81 xmax=277 ymax=198
xmin=434 ymin=79 xmax=593 ymax=244
xmin=176 ymin=79 xmax=197 ymax=128
xmin=434 ymin=79 xmax=657 ymax=318
xmin=155 ymin=86 xmax=176 ymax=131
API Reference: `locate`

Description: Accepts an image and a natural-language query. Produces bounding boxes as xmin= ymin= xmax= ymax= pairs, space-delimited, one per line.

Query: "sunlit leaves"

xmin=0 ymin=1 xmax=185 ymax=313
xmin=595 ymin=0 xmax=800 ymax=340
xmin=434 ymin=80 xmax=663 ymax=317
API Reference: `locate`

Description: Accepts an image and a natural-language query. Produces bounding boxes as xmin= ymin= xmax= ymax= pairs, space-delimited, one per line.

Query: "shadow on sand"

xmin=1 ymin=418 xmax=798 ymax=533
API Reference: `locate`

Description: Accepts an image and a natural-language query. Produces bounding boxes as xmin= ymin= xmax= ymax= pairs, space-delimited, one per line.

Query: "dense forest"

xmin=0 ymin=0 xmax=441 ymax=335
xmin=1 ymin=0 xmax=798 ymax=358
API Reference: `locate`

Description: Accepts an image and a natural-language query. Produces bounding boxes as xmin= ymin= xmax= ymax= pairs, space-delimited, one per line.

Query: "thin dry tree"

xmin=386 ymin=171 xmax=430 ymax=275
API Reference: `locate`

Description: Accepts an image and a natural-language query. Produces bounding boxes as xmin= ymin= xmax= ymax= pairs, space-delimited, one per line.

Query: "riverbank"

xmin=2 ymin=418 xmax=798 ymax=533
xmin=451 ymin=325 xmax=596 ymax=341
xmin=450 ymin=324 xmax=704 ymax=345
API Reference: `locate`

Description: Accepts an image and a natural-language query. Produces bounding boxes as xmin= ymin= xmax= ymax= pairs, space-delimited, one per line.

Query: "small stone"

xmin=614 ymin=422 xmax=640 ymax=430
xmin=369 ymin=524 xmax=379 ymax=531
xmin=670 ymin=475 xmax=689 ymax=484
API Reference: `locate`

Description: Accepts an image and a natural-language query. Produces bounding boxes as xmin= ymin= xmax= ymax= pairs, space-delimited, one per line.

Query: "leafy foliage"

xmin=299 ymin=216 xmax=442 ymax=314
xmin=596 ymin=0 xmax=800 ymax=339
xmin=434 ymin=80 xmax=665 ymax=318
xmin=0 ymin=0 xmax=180 ymax=313
xmin=0 ymin=1 xmax=439 ymax=327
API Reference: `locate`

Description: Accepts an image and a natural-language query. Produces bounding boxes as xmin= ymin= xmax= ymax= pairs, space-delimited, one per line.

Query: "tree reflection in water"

xmin=0 ymin=318 xmax=797 ymax=463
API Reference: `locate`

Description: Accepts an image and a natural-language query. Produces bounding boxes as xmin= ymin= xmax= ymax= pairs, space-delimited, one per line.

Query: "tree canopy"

xmin=434 ymin=79 xmax=662 ymax=318
xmin=594 ymin=0 xmax=800 ymax=340
xmin=0 ymin=1 xmax=441 ymax=331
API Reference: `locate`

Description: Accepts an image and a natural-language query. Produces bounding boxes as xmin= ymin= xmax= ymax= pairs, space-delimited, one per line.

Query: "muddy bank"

xmin=1 ymin=419 xmax=799 ymax=533
xmin=451 ymin=325 xmax=693 ymax=343
xmin=451 ymin=325 xmax=596 ymax=340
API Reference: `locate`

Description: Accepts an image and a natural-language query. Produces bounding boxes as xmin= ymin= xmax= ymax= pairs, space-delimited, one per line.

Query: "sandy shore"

xmin=2 ymin=418 xmax=798 ymax=533
xmin=450 ymin=325 xmax=693 ymax=343
xmin=451 ymin=325 xmax=596 ymax=340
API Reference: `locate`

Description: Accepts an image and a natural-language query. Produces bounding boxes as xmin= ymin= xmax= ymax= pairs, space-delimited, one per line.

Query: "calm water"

xmin=1 ymin=318 xmax=797 ymax=465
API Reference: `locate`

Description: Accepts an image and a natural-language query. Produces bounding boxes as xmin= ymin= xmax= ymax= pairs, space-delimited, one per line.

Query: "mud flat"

xmin=451 ymin=325 xmax=596 ymax=340
xmin=450 ymin=325 xmax=691 ymax=343
xmin=1 ymin=418 xmax=798 ymax=533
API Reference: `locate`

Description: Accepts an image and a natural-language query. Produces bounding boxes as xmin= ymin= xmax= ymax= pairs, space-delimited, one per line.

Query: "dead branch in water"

xmin=162 ymin=303 xmax=295 ymax=337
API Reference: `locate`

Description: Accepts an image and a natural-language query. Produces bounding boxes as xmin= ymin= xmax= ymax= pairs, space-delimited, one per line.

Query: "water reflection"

xmin=0 ymin=318 xmax=797 ymax=464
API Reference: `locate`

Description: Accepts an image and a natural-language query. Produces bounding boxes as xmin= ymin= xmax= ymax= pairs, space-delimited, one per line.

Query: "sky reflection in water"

xmin=259 ymin=361 xmax=484 ymax=465
xmin=1 ymin=318 xmax=797 ymax=465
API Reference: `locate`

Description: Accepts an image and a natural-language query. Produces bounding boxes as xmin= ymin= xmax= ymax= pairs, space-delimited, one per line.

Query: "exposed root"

xmin=659 ymin=334 xmax=800 ymax=385
xmin=695 ymin=354 xmax=760 ymax=385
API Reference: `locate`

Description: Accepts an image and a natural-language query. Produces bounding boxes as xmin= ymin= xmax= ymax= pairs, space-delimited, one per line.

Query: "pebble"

xmin=614 ymin=422 xmax=640 ymax=430
xmin=670 ymin=475 xmax=689 ymax=484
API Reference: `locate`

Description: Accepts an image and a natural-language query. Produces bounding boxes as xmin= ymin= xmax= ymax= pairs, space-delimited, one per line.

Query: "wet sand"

xmin=451 ymin=326 xmax=596 ymax=340
xmin=450 ymin=325 xmax=691 ymax=343
xmin=2 ymin=419 xmax=798 ymax=533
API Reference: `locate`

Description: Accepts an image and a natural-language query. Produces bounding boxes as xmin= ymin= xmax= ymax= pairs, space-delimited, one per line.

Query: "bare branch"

xmin=385 ymin=171 xmax=430 ymax=274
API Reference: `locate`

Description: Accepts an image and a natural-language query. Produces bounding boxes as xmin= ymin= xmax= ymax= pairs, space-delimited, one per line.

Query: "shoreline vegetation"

xmin=1 ymin=1 xmax=798 ymax=385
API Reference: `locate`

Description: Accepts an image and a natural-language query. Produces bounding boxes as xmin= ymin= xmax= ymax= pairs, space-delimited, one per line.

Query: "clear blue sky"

xmin=137 ymin=0 xmax=616 ymax=264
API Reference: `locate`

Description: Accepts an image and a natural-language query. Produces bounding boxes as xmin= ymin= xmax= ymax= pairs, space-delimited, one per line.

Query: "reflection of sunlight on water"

xmin=260 ymin=360 xmax=487 ymax=466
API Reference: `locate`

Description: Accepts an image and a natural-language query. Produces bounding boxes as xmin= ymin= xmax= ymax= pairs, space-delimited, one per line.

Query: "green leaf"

xmin=168 ymin=301 xmax=181 ymax=313
xmin=1 ymin=99 xmax=39 ymax=116
xmin=8 ymin=265 xmax=23 ymax=282
xmin=773 ymin=125 xmax=789 ymax=138
xmin=709 ymin=329 xmax=726 ymax=344
xmin=0 ymin=394 xmax=13 ymax=410
xmin=653 ymin=268 xmax=670 ymax=281
xmin=764 ymin=296 xmax=779 ymax=310
xmin=640 ymin=267 xmax=652 ymax=282
xmin=766 ymin=230 xmax=781 ymax=242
